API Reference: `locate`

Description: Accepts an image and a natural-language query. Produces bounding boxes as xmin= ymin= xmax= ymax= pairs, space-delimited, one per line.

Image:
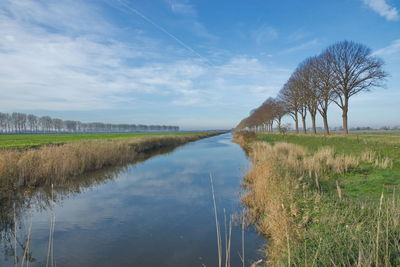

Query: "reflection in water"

xmin=0 ymin=134 xmax=262 ymax=266
xmin=1 ymin=146 xmax=178 ymax=266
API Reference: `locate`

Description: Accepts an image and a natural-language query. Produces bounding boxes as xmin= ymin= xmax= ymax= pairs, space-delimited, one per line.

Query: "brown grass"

xmin=232 ymin=131 xmax=258 ymax=151
xmin=238 ymin=138 xmax=399 ymax=266
xmin=241 ymin=142 xmax=306 ymax=265
xmin=0 ymin=133 xmax=220 ymax=188
xmin=361 ymin=150 xmax=394 ymax=169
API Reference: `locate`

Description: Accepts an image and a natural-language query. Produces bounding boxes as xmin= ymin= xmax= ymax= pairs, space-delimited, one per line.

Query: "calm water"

xmin=0 ymin=133 xmax=263 ymax=266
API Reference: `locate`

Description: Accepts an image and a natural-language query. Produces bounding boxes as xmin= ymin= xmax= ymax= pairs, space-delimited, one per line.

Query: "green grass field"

xmin=258 ymin=132 xmax=400 ymax=199
xmin=0 ymin=132 xmax=196 ymax=149
xmin=350 ymin=130 xmax=400 ymax=136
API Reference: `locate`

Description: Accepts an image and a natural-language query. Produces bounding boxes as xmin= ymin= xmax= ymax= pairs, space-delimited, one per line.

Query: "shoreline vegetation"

xmin=0 ymin=132 xmax=201 ymax=149
xmin=0 ymin=132 xmax=222 ymax=189
xmin=234 ymin=131 xmax=400 ymax=266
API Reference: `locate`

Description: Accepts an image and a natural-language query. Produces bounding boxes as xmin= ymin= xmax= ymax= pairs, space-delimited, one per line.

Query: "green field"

xmin=349 ymin=130 xmax=400 ymax=136
xmin=0 ymin=132 xmax=197 ymax=149
xmin=258 ymin=132 xmax=400 ymax=199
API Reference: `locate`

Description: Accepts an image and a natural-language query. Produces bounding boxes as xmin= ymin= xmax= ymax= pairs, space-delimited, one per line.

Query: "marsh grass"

xmin=0 ymin=132 xmax=199 ymax=149
xmin=235 ymin=132 xmax=400 ymax=266
xmin=0 ymin=133 xmax=220 ymax=189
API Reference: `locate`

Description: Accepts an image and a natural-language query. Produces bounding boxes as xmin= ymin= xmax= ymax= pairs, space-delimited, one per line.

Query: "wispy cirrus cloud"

xmin=287 ymin=29 xmax=311 ymax=42
xmin=166 ymin=0 xmax=197 ymax=17
xmin=363 ymin=0 xmax=399 ymax=21
xmin=164 ymin=0 xmax=217 ymax=43
xmin=278 ymin=39 xmax=319 ymax=55
xmin=373 ymin=39 xmax=400 ymax=55
xmin=0 ymin=0 xmax=288 ymax=116
xmin=252 ymin=25 xmax=278 ymax=45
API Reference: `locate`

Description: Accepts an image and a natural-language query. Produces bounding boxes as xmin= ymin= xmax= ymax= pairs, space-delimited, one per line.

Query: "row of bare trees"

xmin=0 ymin=112 xmax=179 ymax=134
xmin=236 ymin=41 xmax=387 ymax=134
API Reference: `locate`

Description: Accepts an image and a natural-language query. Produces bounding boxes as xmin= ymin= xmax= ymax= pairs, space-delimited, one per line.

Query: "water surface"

xmin=0 ymin=133 xmax=263 ymax=266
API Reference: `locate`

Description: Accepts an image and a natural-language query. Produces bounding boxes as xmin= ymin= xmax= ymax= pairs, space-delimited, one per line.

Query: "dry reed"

xmin=0 ymin=133 xmax=219 ymax=189
xmin=361 ymin=150 xmax=393 ymax=169
xmin=209 ymin=173 xmax=234 ymax=267
xmin=237 ymin=136 xmax=399 ymax=266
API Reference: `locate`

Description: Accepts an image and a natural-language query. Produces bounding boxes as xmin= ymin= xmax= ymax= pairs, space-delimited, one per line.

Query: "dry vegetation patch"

xmin=236 ymin=132 xmax=400 ymax=266
xmin=0 ymin=132 xmax=220 ymax=189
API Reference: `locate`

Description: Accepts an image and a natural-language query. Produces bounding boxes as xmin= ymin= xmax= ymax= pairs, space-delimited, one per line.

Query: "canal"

xmin=0 ymin=133 xmax=263 ymax=266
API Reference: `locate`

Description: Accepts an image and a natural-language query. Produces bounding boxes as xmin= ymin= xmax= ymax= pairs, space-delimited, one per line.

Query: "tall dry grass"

xmin=240 ymin=140 xmax=399 ymax=266
xmin=0 ymin=133 xmax=219 ymax=189
xmin=361 ymin=150 xmax=394 ymax=169
xmin=233 ymin=131 xmax=258 ymax=152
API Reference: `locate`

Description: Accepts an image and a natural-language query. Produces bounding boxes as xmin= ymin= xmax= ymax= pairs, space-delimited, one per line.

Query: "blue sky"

xmin=0 ymin=0 xmax=399 ymax=130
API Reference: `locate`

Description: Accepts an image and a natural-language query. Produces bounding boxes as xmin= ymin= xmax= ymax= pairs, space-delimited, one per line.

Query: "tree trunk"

xmin=311 ymin=112 xmax=317 ymax=134
xmin=302 ymin=116 xmax=307 ymax=134
xmin=322 ymin=113 xmax=330 ymax=135
xmin=275 ymin=118 xmax=282 ymax=132
xmin=292 ymin=112 xmax=299 ymax=133
xmin=342 ymin=101 xmax=349 ymax=135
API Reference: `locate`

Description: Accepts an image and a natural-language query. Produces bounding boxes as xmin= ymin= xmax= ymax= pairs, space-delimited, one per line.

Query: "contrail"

xmin=115 ymin=0 xmax=212 ymax=65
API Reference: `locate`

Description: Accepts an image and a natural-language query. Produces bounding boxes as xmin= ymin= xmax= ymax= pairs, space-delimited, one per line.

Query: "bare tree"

xmin=65 ymin=120 xmax=77 ymax=132
xmin=53 ymin=118 xmax=63 ymax=132
xmin=235 ymin=98 xmax=284 ymax=132
xmin=0 ymin=113 xmax=7 ymax=133
xmin=271 ymin=99 xmax=287 ymax=131
xmin=20 ymin=113 xmax=27 ymax=132
xmin=325 ymin=41 xmax=387 ymax=134
xmin=40 ymin=116 xmax=52 ymax=133
xmin=27 ymin=114 xmax=38 ymax=133
xmin=279 ymin=81 xmax=300 ymax=133
xmin=290 ymin=70 xmax=309 ymax=134
xmin=311 ymin=52 xmax=337 ymax=135
xmin=5 ymin=114 xmax=11 ymax=133
xmin=11 ymin=113 xmax=19 ymax=133
xmin=297 ymin=58 xmax=319 ymax=134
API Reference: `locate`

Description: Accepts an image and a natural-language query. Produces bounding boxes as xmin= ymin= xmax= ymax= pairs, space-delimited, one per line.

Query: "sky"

xmin=0 ymin=0 xmax=399 ymax=130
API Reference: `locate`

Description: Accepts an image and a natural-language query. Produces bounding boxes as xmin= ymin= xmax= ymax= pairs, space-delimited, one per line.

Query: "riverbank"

xmin=234 ymin=132 xmax=400 ymax=266
xmin=0 ymin=132 xmax=203 ymax=149
xmin=0 ymin=132 xmax=222 ymax=189
xmin=1 ymin=133 xmax=263 ymax=266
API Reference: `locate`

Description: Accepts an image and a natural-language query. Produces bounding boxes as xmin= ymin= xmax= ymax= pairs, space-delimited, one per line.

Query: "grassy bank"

xmin=234 ymin=132 xmax=400 ymax=266
xmin=0 ymin=132 xmax=221 ymax=189
xmin=0 ymin=132 xmax=197 ymax=149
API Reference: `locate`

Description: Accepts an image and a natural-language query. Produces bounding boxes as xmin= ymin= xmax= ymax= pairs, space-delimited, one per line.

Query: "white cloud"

xmin=2 ymin=0 xmax=113 ymax=34
xmin=0 ymin=2 xmax=152 ymax=110
xmin=373 ymin=39 xmax=400 ymax=55
xmin=0 ymin=0 xmax=290 ymax=129
xmin=0 ymin=0 xmax=200 ymax=111
xmin=167 ymin=0 xmax=197 ymax=17
xmin=363 ymin=0 xmax=399 ymax=21
xmin=278 ymin=39 xmax=319 ymax=54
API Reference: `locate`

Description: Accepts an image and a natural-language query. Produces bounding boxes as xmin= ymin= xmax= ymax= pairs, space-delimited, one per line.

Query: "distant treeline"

xmin=0 ymin=112 xmax=179 ymax=133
